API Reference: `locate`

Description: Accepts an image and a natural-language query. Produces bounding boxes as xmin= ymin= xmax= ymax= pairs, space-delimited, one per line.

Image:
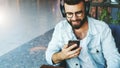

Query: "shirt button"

xmin=76 ymin=63 xmax=78 ymax=66
xmin=96 ymin=49 xmax=99 ymax=53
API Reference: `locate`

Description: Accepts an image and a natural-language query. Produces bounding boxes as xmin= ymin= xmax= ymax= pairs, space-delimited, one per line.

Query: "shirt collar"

xmin=88 ymin=17 xmax=99 ymax=36
xmin=64 ymin=17 xmax=99 ymax=39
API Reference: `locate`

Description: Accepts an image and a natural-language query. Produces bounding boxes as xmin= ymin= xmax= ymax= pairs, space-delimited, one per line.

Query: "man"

xmin=45 ymin=0 xmax=120 ymax=68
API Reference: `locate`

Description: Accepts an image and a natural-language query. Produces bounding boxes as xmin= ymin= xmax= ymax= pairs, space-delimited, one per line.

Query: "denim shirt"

xmin=45 ymin=17 xmax=120 ymax=68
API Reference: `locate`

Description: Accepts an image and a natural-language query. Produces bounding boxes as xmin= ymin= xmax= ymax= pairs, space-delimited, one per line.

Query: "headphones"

xmin=60 ymin=0 xmax=90 ymax=17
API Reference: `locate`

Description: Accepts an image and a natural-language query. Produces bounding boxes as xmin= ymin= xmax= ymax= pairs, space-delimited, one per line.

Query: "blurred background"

xmin=0 ymin=0 xmax=62 ymax=56
xmin=0 ymin=0 xmax=63 ymax=68
xmin=0 ymin=0 xmax=119 ymax=68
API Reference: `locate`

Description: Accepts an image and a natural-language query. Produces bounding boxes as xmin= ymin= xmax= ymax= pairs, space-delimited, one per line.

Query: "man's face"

xmin=64 ymin=2 xmax=86 ymax=29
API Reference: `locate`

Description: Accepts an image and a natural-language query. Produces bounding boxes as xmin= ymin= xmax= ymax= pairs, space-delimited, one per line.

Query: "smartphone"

xmin=68 ymin=40 xmax=80 ymax=50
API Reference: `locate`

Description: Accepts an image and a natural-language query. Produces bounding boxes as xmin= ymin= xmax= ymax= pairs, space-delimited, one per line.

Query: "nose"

xmin=71 ymin=14 xmax=78 ymax=20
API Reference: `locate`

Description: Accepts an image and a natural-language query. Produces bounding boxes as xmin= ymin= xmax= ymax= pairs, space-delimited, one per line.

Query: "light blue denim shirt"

xmin=45 ymin=17 xmax=120 ymax=68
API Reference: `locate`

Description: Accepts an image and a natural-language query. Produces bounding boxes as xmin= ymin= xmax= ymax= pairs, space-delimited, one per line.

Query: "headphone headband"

xmin=60 ymin=0 xmax=90 ymax=17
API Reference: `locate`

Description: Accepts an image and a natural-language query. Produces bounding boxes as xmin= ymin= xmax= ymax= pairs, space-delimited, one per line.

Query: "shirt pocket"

xmin=88 ymin=45 xmax=105 ymax=65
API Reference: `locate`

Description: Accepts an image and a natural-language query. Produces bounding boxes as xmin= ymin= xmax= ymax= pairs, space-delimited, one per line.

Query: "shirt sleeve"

xmin=45 ymin=23 xmax=63 ymax=65
xmin=101 ymin=25 xmax=120 ymax=68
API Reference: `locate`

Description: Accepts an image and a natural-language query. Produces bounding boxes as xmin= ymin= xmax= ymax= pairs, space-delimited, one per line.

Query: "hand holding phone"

xmin=68 ymin=40 xmax=80 ymax=50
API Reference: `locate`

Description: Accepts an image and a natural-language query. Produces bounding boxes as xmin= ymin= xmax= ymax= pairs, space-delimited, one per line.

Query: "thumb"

xmin=63 ymin=44 xmax=68 ymax=49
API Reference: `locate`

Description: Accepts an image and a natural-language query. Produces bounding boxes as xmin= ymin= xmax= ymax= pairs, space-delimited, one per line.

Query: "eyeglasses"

xmin=65 ymin=10 xmax=83 ymax=18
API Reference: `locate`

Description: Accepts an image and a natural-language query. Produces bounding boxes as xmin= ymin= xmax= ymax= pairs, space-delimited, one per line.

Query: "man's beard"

xmin=67 ymin=16 xmax=87 ymax=29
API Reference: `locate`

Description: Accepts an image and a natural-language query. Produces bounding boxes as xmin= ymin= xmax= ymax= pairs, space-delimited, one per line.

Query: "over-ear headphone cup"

xmin=60 ymin=0 xmax=66 ymax=17
xmin=85 ymin=1 xmax=90 ymax=15
xmin=60 ymin=4 xmax=66 ymax=17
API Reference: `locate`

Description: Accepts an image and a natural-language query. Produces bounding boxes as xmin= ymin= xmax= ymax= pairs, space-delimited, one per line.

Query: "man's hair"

xmin=64 ymin=0 xmax=85 ymax=5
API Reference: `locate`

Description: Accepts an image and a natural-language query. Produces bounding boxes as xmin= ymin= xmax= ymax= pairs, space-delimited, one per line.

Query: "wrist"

xmin=52 ymin=52 xmax=64 ymax=64
xmin=59 ymin=51 xmax=65 ymax=61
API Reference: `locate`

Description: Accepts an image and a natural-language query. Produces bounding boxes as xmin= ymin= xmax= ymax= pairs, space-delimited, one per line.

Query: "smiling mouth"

xmin=72 ymin=21 xmax=80 ymax=25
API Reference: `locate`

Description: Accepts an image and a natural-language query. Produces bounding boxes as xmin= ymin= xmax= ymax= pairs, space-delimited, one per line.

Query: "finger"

xmin=74 ymin=52 xmax=80 ymax=57
xmin=68 ymin=49 xmax=79 ymax=55
xmin=76 ymin=47 xmax=82 ymax=52
xmin=74 ymin=47 xmax=82 ymax=56
xmin=68 ymin=52 xmax=79 ymax=58
xmin=67 ymin=44 xmax=77 ymax=51
xmin=68 ymin=47 xmax=81 ymax=56
xmin=66 ymin=47 xmax=82 ymax=59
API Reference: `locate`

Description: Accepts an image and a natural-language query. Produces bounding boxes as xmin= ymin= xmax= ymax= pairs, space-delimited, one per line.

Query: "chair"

xmin=40 ymin=65 xmax=64 ymax=68
xmin=109 ymin=24 xmax=120 ymax=53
